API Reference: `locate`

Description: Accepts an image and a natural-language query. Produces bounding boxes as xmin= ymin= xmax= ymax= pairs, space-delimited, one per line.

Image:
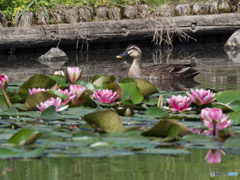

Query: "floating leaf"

xmin=226 ymin=100 xmax=240 ymax=112
xmin=135 ymin=79 xmax=158 ymax=97
xmin=8 ymin=129 xmax=43 ymax=145
xmin=92 ymin=75 xmax=116 ymax=87
xmin=118 ymin=82 xmax=143 ymax=104
xmin=75 ymin=80 xmax=99 ymax=90
xmin=141 ymin=119 xmax=192 ymax=137
xmin=142 ymin=106 xmax=169 ymax=117
xmin=91 ymin=75 xmax=103 ymax=83
xmin=228 ymin=112 xmax=240 ymax=125
xmin=46 ymin=90 xmax=68 ymax=100
xmin=83 ymin=110 xmax=125 ymax=132
xmin=40 ymin=105 xmax=62 ymax=120
xmin=119 ymin=78 xmax=135 ymax=83
xmin=14 ymin=147 xmax=45 ymax=159
xmin=168 ymin=124 xmax=181 ymax=138
xmin=72 ymin=131 xmax=102 ymax=143
xmin=223 ymin=136 xmax=240 ymax=149
xmin=49 ymin=75 xmax=69 ymax=88
xmin=181 ymin=134 xmax=213 ymax=142
xmin=18 ymin=74 xmax=56 ymax=94
xmin=24 ymin=92 xmax=58 ymax=110
xmin=215 ymin=90 xmax=240 ymax=103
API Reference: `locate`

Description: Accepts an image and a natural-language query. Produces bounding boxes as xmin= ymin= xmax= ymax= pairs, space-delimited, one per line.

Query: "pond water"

xmin=1 ymin=42 xmax=240 ymax=91
xmin=0 ymin=43 xmax=240 ymax=179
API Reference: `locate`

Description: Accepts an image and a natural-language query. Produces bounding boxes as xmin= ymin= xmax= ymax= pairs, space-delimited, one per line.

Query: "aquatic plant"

xmin=28 ymin=88 xmax=49 ymax=95
xmin=0 ymin=74 xmax=9 ymax=89
xmin=93 ymin=89 xmax=119 ymax=104
xmin=36 ymin=97 xmax=68 ymax=112
xmin=165 ymin=95 xmax=192 ymax=112
xmin=201 ymin=108 xmax=233 ymax=136
xmin=56 ymin=88 xmax=76 ymax=104
xmin=186 ymin=88 xmax=215 ymax=105
xmin=69 ymin=85 xmax=85 ymax=99
xmin=66 ymin=67 xmax=82 ymax=84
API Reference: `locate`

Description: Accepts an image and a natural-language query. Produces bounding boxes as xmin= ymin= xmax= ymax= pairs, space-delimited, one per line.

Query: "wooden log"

xmin=0 ymin=13 xmax=240 ymax=50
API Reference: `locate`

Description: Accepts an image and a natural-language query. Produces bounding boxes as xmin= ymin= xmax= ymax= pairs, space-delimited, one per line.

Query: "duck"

xmin=116 ymin=45 xmax=200 ymax=80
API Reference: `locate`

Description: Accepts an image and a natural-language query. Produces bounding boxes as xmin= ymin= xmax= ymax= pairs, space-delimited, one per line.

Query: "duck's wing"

xmin=141 ymin=64 xmax=200 ymax=79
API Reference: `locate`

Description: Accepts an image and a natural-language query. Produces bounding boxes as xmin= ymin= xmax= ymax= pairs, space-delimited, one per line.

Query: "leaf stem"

xmin=1 ymin=89 xmax=12 ymax=107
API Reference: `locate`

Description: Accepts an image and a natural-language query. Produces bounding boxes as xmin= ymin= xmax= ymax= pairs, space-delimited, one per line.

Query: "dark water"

xmin=1 ymin=42 xmax=240 ymax=91
xmin=0 ymin=43 xmax=240 ymax=179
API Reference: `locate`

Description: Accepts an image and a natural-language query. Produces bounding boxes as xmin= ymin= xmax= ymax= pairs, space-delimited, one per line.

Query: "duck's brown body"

xmin=117 ymin=45 xmax=200 ymax=80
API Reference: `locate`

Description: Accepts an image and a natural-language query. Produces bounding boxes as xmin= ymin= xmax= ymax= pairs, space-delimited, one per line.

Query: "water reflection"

xmin=205 ymin=149 xmax=225 ymax=164
xmin=1 ymin=43 xmax=240 ymax=91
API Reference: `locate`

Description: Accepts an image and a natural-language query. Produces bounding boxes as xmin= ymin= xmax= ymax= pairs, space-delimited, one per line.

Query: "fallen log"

xmin=0 ymin=13 xmax=240 ymax=50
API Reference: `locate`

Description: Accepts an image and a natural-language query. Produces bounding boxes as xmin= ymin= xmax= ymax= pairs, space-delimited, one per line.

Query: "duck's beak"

xmin=116 ymin=51 xmax=129 ymax=58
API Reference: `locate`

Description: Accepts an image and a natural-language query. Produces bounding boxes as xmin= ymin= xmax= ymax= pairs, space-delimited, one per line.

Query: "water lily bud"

xmin=66 ymin=67 xmax=82 ymax=84
xmin=0 ymin=74 xmax=9 ymax=90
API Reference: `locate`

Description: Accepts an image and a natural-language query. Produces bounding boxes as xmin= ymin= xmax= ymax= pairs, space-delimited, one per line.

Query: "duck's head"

xmin=116 ymin=45 xmax=142 ymax=59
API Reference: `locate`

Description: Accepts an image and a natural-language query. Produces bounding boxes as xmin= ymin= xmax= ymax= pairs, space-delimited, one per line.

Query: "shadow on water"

xmin=1 ymin=43 xmax=240 ymax=91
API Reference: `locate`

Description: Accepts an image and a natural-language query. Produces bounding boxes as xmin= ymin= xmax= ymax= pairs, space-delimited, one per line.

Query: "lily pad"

xmin=135 ymin=79 xmax=158 ymax=97
xmin=72 ymin=131 xmax=102 ymax=143
xmin=118 ymin=82 xmax=143 ymax=104
xmin=228 ymin=112 xmax=240 ymax=125
xmin=75 ymin=80 xmax=99 ymax=91
xmin=223 ymin=136 xmax=240 ymax=149
xmin=92 ymin=75 xmax=116 ymax=87
xmin=24 ymin=92 xmax=58 ymax=111
xmin=181 ymin=134 xmax=213 ymax=142
xmin=135 ymin=148 xmax=190 ymax=155
xmin=49 ymin=75 xmax=69 ymax=88
xmin=83 ymin=110 xmax=125 ymax=132
xmin=40 ymin=105 xmax=63 ymax=120
xmin=141 ymin=119 xmax=192 ymax=137
xmin=215 ymin=90 xmax=240 ymax=104
xmin=18 ymin=74 xmax=56 ymax=94
xmin=8 ymin=129 xmax=43 ymax=145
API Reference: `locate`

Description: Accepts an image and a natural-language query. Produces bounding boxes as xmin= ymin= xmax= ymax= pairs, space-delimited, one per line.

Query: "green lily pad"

xmin=215 ymin=90 xmax=240 ymax=104
xmin=24 ymin=92 xmax=58 ymax=111
xmin=46 ymin=90 xmax=68 ymax=100
xmin=83 ymin=110 xmax=125 ymax=132
xmin=8 ymin=129 xmax=43 ymax=145
xmin=135 ymin=79 xmax=158 ymax=97
xmin=181 ymin=134 xmax=213 ymax=142
xmin=18 ymin=74 xmax=56 ymax=94
xmin=72 ymin=131 xmax=102 ymax=143
xmin=226 ymin=100 xmax=240 ymax=112
xmin=118 ymin=82 xmax=143 ymax=104
xmin=40 ymin=105 xmax=63 ymax=120
xmin=49 ymin=75 xmax=69 ymax=88
xmin=75 ymin=80 xmax=99 ymax=90
xmin=92 ymin=75 xmax=116 ymax=87
xmin=119 ymin=78 xmax=135 ymax=83
xmin=141 ymin=119 xmax=192 ymax=137
xmin=228 ymin=112 xmax=240 ymax=125
xmin=223 ymin=136 xmax=240 ymax=149
xmin=141 ymin=106 xmax=169 ymax=117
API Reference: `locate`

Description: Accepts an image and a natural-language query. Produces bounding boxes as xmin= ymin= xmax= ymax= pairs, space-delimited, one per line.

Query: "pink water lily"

xmin=54 ymin=70 xmax=65 ymax=76
xmin=57 ymin=88 xmax=76 ymax=105
xmin=165 ymin=95 xmax=192 ymax=112
xmin=205 ymin=149 xmax=225 ymax=164
xmin=28 ymin=88 xmax=49 ymax=95
xmin=36 ymin=97 xmax=68 ymax=112
xmin=186 ymin=88 xmax=215 ymax=105
xmin=93 ymin=89 xmax=119 ymax=104
xmin=69 ymin=85 xmax=85 ymax=99
xmin=0 ymin=74 xmax=9 ymax=89
xmin=66 ymin=67 xmax=82 ymax=84
xmin=201 ymin=108 xmax=233 ymax=136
